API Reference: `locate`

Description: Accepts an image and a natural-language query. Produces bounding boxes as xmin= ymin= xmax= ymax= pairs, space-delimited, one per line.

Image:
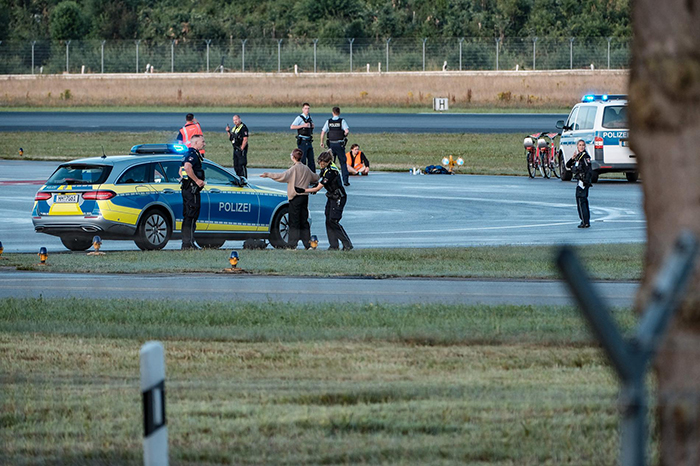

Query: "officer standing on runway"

xmin=298 ymin=150 xmax=353 ymax=250
xmin=181 ymin=134 xmax=206 ymax=249
xmin=566 ymin=139 xmax=593 ymax=228
xmin=226 ymin=114 xmax=249 ymax=179
xmin=320 ymin=107 xmax=350 ymax=186
xmin=290 ymin=102 xmax=316 ymax=172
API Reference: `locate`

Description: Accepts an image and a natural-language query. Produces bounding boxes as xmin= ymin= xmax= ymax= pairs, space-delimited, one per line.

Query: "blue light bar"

xmin=129 ymin=143 xmax=190 ymax=155
xmin=581 ymin=94 xmax=627 ymax=102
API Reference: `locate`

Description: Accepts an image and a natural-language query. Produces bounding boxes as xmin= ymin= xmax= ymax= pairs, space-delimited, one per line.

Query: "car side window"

xmin=578 ymin=106 xmax=597 ymax=130
xmin=203 ymin=163 xmax=238 ymax=185
xmin=566 ymin=107 xmax=579 ymax=131
xmin=158 ymin=161 xmax=182 ymax=183
xmin=153 ymin=164 xmax=166 ymax=184
xmin=117 ymin=163 xmax=150 ymax=184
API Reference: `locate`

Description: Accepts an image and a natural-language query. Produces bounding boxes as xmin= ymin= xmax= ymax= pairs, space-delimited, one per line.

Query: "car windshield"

xmin=46 ymin=164 xmax=112 ymax=185
xmin=602 ymin=105 xmax=628 ymax=129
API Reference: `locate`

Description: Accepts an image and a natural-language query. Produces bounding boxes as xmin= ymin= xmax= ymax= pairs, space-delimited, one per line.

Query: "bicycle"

xmin=524 ymin=133 xmax=545 ymax=178
xmin=540 ymin=132 xmax=561 ymax=179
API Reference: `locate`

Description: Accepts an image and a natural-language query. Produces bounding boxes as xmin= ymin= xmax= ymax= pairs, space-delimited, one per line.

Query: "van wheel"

xmin=626 ymin=172 xmax=639 ymax=182
xmin=135 ymin=210 xmax=171 ymax=250
xmin=560 ymin=154 xmax=572 ymax=181
xmin=591 ymin=171 xmax=600 ymax=184
xmin=60 ymin=236 xmax=93 ymax=251
xmin=269 ymin=205 xmax=290 ymax=249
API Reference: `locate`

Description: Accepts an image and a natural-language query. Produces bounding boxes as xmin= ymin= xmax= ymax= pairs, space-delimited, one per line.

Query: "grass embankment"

xmin=7 ymin=130 xmax=540 ymax=175
xmin=1 ymin=298 xmax=638 ymax=464
xmin=0 ymin=72 xmax=627 ymax=109
xmin=0 ymin=105 xmax=569 ymax=114
xmin=3 ymin=243 xmax=644 ymax=280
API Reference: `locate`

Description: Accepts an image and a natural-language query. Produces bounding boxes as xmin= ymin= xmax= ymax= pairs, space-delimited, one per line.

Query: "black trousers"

xmin=576 ymin=186 xmax=590 ymax=225
xmin=181 ymin=186 xmax=201 ymax=247
xmin=288 ymin=195 xmax=311 ymax=249
xmin=329 ymin=142 xmax=349 ymax=184
xmin=325 ymin=196 xmax=352 ymax=249
xmin=297 ymin=139 xmax=315 ymax=172
xmin=233 ymin=148 xmax=248 ymax=179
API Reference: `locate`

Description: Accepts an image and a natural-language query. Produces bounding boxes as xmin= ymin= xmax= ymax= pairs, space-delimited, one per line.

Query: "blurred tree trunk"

xmin=629 ymin=0 xmax=700 ymax=464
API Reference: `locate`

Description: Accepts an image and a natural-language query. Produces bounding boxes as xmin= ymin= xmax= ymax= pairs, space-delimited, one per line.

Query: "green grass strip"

xmin=4 ymin=244 xmax=644 ymax=280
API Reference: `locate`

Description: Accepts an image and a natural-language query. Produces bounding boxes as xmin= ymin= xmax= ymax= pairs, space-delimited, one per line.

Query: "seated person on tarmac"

xmin=346 ymin=144 xmax=370 ymax=176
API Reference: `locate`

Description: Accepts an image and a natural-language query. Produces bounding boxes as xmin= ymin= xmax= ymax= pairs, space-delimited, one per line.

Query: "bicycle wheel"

xmin=541 ymin=150 xmax=551 ymax=179
xmin=549 ymin=151 xmax=560 ymax=178
xmin=527 ymin=151 xmax=537 ymax=178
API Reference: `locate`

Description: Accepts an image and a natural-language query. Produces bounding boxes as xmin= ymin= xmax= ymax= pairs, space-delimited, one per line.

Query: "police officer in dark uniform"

xmin=290 ymin=102 xmax=315 ymax=172
xmin=566 ymin=139 xmax=593 ymax=228
xmin=298 ymin=151 xmax=353 ymax=250
xmin=226 ymin=114 xmax=249 ymax=179
xmin=320 ymin=107 xmax=350 ymax=186
xmin=181 ymin=134 xmax=206 ymax=249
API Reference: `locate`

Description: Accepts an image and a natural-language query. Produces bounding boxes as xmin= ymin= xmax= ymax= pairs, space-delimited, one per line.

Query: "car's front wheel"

xmin=269 ymin=205 xmax=290 ymax=249
xmin=60 ymin=236 xmax=93 ymax=251
xmin=626 ymin=172 xmax=639 ymax=182
xmin=134 ymin=209 xmax=171 ymax=250
xmin=560 ymin=153 xmax=572 ymax=181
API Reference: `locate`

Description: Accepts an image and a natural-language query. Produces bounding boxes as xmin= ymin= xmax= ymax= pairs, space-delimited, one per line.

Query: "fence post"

xmin=65 ymin=40 xmax=71 ymax=73
xmin=135 ymin=40 xmax=140 ymax=73
xmin=31 ymin=41 xmax=36 ymax=74
xmin=422 ymin=38 xmax=427 ymax=71
xmin=140 ymin=341 xmax=168 ymax=466
xmin=556 ymin=231 xmax=698 ymax=466
xmin=277 ymin=39 xmax=283 ymax=73
xmin=532 ymin=37 xmax=537 ymax=70
xmin=495 ymin=38 xmax=500 ymax=71
xmin=607 ymin=37 xmax=612 ymax=69
xmin=101 ymin=40 xmax=105 ymax=73
xmin=241 ymin=39 xmax=247 ymax=72
xmin=313 ymin=39 xmax=318 ymax=73
xmin=386 ymin=38 xmax=391 ymax=72
xmin=348 ymin=38 xmax=354 ymax=72
xmin=205 ymin=39 xmax=211 ymax=72
xmin=569 ymin=37 xmax=574 ymax=69
xmin=170 ymin=40 xmax=174 ymax=73
xmin=459 ymin=37 xmax=465 ymax=71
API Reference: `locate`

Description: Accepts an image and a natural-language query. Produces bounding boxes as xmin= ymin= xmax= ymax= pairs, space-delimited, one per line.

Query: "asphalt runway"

xmin=0 ymin=271 xmax=639 ymax=307
xmin=0 ymin=159 xmax=645 ymax=253
xmin=0 ymin=112 xmax=566 ymax=134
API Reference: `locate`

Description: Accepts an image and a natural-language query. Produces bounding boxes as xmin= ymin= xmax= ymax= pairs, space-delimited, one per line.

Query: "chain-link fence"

xmin=0 ymin=37 xmax=630 ymax=75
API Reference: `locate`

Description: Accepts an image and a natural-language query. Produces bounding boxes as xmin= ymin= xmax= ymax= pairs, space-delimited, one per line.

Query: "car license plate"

xmin=55 ymin=194 xmax=79 ymax=203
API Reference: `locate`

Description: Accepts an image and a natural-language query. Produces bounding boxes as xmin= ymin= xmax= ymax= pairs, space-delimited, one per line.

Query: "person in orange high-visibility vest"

xmin=346 ymin=144 xmax=370 ymax=176
xmin=176 ymin=113 xmax=205 ymax=154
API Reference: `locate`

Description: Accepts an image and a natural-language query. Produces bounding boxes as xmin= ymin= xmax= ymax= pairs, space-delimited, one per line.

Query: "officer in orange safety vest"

xmin=176 ymin=113 xmax=205 ymax=154
xmin=345 ymin=143 xmax=370 ymax=176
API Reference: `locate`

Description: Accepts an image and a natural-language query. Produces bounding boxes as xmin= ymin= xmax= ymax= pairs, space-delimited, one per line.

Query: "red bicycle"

xmin=524 ymin=132 xmax=560 ymax=179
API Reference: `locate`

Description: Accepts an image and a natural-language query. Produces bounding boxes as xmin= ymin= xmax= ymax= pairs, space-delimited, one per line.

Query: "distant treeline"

xmin=1 ymin=0 xmax=630 ymax=42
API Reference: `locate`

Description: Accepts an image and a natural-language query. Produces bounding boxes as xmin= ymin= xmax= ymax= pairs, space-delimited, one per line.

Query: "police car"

xmin=32 ymin=144 xmax=291 ymax=251
xmin=557 ymin=94 xmax=638 ymax=183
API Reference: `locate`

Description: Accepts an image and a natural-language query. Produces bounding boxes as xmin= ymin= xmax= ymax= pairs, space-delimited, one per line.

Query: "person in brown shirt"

xmin=261 ymin=148 xmax=320 ymax=249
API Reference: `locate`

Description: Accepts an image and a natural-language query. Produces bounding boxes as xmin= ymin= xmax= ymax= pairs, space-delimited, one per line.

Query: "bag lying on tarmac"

xmin=425 ymin=165 xmax=452 ymax=175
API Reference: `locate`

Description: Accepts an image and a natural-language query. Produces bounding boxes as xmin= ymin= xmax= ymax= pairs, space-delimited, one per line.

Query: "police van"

xmin=557 ymin=94 xmax=638 ymax=183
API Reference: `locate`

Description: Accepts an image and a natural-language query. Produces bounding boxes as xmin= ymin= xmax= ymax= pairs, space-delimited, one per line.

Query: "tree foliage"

xmin=3 ymin=0 xmax=631 ymax=42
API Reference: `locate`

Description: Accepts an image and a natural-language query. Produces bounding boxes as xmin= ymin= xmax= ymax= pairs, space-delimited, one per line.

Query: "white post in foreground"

xmin=140 ymin=341 xmax=168 ymax=466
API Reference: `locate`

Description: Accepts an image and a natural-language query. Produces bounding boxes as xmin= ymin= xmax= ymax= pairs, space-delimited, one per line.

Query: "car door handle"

xmin=208 ymin=188 xmax=221 ymax=193
xmin=162 ymin=189 xmax=175 ymax=194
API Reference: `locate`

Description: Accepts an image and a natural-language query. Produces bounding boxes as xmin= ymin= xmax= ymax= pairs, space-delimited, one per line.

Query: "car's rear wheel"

xmin=269 ymin=205 xmax=290 ymax=249
xmin=60 ymin=236 xmax=93 ymax=251
xmin=626 ymin=172 xmax=639 ymax=182
xmin=134 ymin=209 xmax=171 ymax=250
xmin=560 ymin=153 xmax=572 ymax=181
xmin=197 ymin=238 xmax=226 ymax=249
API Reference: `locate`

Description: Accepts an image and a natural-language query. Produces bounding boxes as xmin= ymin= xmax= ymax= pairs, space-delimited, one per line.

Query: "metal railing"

xmin=0 ymin=37 xmax=631 ymax=75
